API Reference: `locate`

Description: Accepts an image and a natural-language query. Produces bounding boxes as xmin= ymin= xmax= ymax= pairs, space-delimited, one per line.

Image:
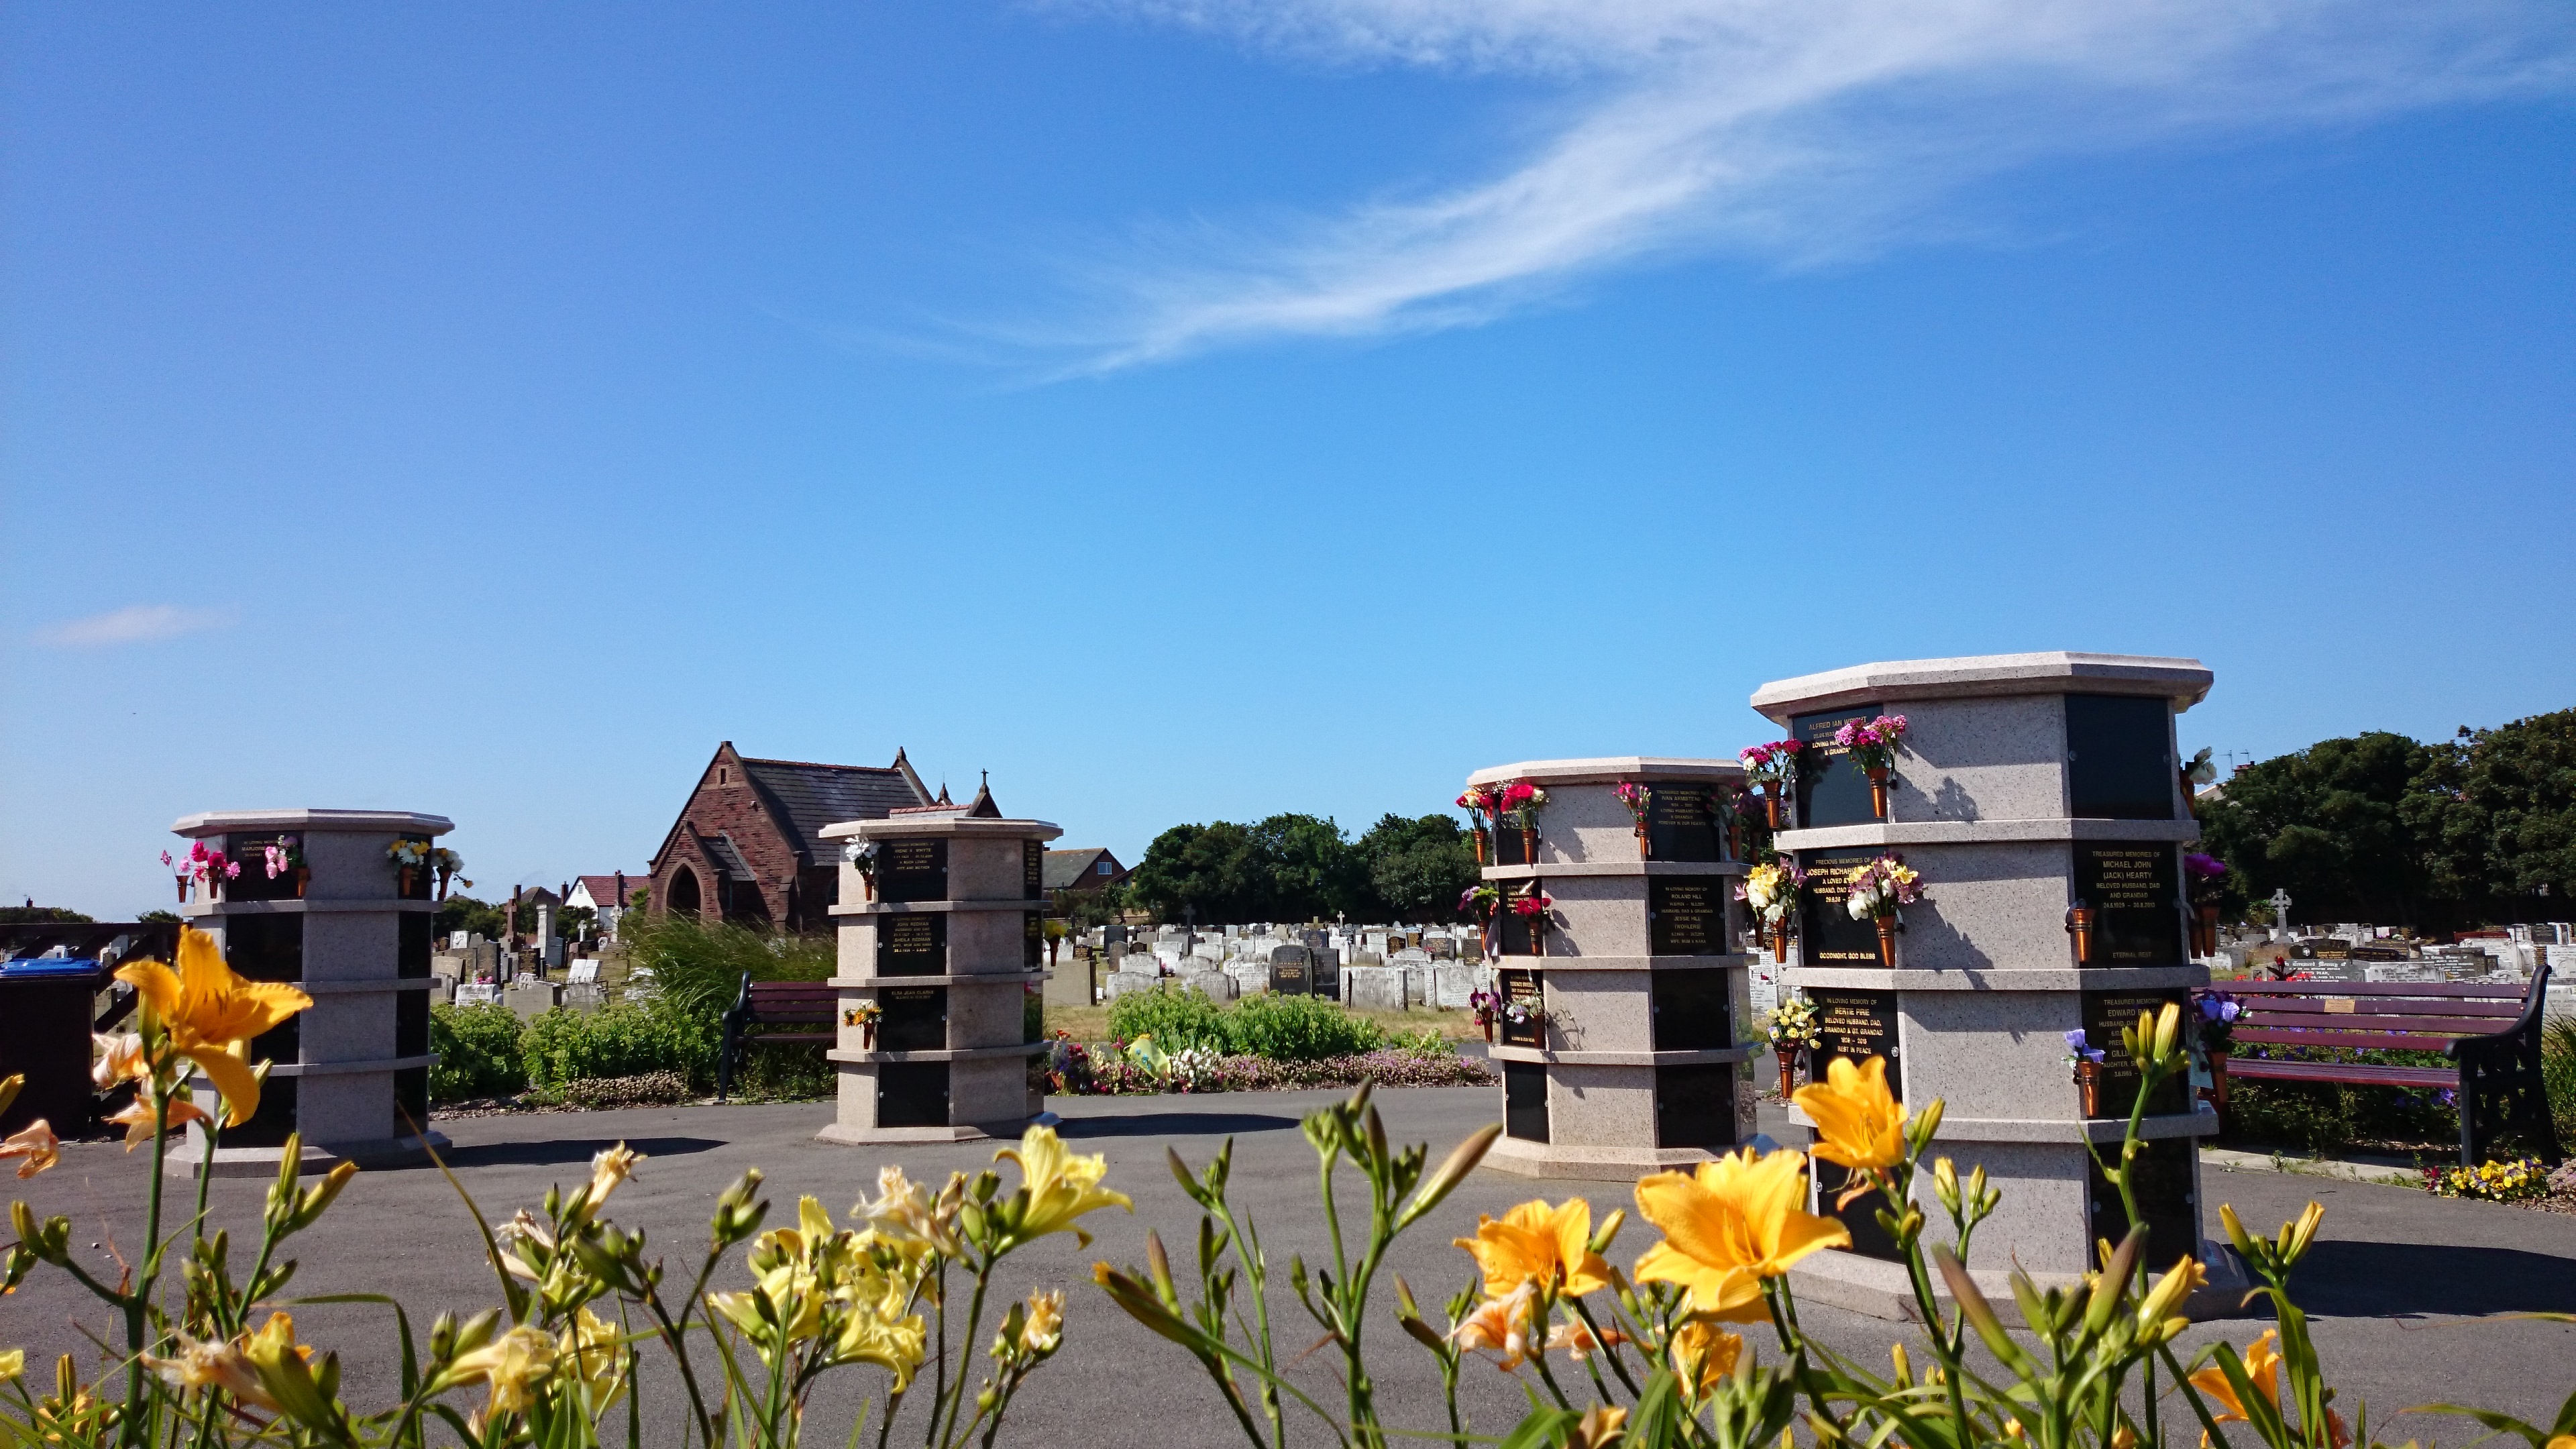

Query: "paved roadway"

xmin=9 ymin=1088 xmax=2573 ymax=1446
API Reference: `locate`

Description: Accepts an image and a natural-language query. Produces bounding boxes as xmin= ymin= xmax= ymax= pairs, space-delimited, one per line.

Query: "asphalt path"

xmin=9 ymin=1088 xmax=2573 ymax=1446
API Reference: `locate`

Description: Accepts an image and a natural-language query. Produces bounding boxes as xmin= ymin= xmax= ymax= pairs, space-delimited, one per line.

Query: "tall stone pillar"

xmin=1468 ymin=757 xmax=1756 ymax=1181
xmin=1751 ymin=653 xmax=2235 ymax=1316
xmin=817 ymin=788 xmax=1057 ymax=1144
xmin=166 ymin=809 xmax=452 ymax=1176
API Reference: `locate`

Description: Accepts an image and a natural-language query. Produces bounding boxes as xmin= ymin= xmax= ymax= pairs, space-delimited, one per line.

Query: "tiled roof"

xmin=572 ymin=874 xmax=646 ymax=910
xmin=1042 ymin=849 xmax=1124 ymax=891
xmin=701 ymin=834 xmax=757 ymax=883
xmin=740 ymin=758 xmax=924 ymax=864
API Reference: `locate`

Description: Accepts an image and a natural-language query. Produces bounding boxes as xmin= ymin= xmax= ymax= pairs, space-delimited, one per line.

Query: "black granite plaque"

xmin=1498 ymin=905 xmax=1542 ymax=957
xmin=1269 ymin=947 xmax=1310 ymax=995
xmin=2074 ymin=845 xmax=2183 ymax=965
xmin=1646 ymin=787 xmax=1724 ymax=863
xmin=1655 ymin=1065 xmax=1739 ymax=1149
xmin=1792 ymin=705 xmax=1882 ymax=828
xmin=1649 ymin=877 xmax=1725 ymax=956
xmin=1311 ymin=949 xmax=1340 ymax=1002
xmin=1497 ymin=969 xmax=1544 ymax=1046
xmin=222 ymin=835 xmax=302 ymax=902
xmin=1025 ymin=912 xmax=1044 ymax=971
xmin=2080 ymin=988 xmax=2191 ymax=1118
xmin=399 ymin=913 xmax=432 ymax=979
xmin=1503 ymin=1061 xmax=1549 ymax=1142
xmin=395 ymin=1065 xmax=428 ymax=1128
xmin=877 ymin=1063 xmax=949 ymax=1128
xmin=879 ymin=987 xmax=949 ymax=1053
xmin=1493 ymin=824 xmax=1529 ymax=867
xmin=225 ymin=914 xmax=303 ymax=1068
xmin=1808 ymin=988 xmax=1900 ymax=1081
xmin=877 ymin=914 xmax=947 ymax=977
xmin=2088 ymin=1136 xmax=2198 ymax=1264
xmin=878 ymin=839 xmax=948 ymax=904
xmin=1799 ymin=851 xmax=1884 ymax=964
xmin=2065 ymin=694 xmax=2176 ymax=820
xmin=1652 ymin=970 xmax=1734 ymax=1051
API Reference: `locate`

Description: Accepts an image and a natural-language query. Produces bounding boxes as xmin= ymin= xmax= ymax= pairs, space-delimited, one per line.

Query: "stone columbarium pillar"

xmin=1752 ymin=653 xmax=2237 ymax=1317
xmin=1469 ymin=757 xmax=1755 ymax=1180
xmin=168 ymin=809 xmax=453 ymax=1176
xmin=818 ymin=784 xmax=1056 ymax=1144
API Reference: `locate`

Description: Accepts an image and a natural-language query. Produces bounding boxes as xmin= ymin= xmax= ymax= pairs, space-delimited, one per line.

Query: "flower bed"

xmin=1039 ymin=1034 xmax=1490 ymax=1095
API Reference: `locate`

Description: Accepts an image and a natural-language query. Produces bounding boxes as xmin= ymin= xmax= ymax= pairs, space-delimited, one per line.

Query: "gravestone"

xmin=1346 ymin=965 xmax=1407 ymax=1013
xmin=1184 ymin=968 xmax=1239 ymax=1002
xmin=1268 ymin=945 xmax=1311 ymax=995
xmin=1432 ymin=962 xmax=1480 ymax=1010
xmin=1757 ymin=653 xmax=2228 ymax=1316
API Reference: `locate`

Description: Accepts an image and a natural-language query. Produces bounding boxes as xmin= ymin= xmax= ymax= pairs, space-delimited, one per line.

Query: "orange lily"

xmin=117 ymin=927 xmax=309 ymax=1126
xmin=1633 ymin=1148 xmax=1849 ymax=1321
xmin=2188 ymin=1330 xmax=2349 ymax=1449
xmin=1794 ymin=1056 xmax=1909 ymax=1173
xmin=0 ymin=1120 xmax=58 ymax=1179
xmin=1454 ymin=1197 xmax=1613 ymax=1299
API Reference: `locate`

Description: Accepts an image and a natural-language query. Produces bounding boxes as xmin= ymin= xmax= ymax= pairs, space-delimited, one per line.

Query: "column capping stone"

xmin=1749 ymin=651 xmax=2211 ymax=720
xmin=1491 ymin=954 xmax=1755 ymax=972
xmin=829 ymin=973 xmax=1050 ymax=988
xmin=1466 ymin=756 xmax=1743 ymax=788
xmin=821 ymin=818 xmax=1063 ymax=842
xmin=1774 ymin=820 xmax=2202 ymax=850
xmin=1488 ymin=1045 xmax=1756 ymax=1067
xmin=1784 ymin=965 xmax=2209 ymax=991
xmin=172 ymin=809 xmax=454 ymax=837
xmin=1483 ymin=861 xmax=1747 ymax=881
xmin=825 ymin=1044 xmax=1049 ymax=1065
xmin=1790 ymin=1104 xmax=2220 ymax=1144
xmin=182 ymin=900 xmax=441 ymax=918
xmin=830 ymin=900 xmax=1047 ymax=917
xmin=298 ymin=979 xmax=443 ymax=996
xmin=252 ymin=1054 xmax=439 ymax=1079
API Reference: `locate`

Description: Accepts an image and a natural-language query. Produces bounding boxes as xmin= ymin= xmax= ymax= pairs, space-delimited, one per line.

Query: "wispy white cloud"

xmin=32 ymin=604 xmax=231 ymax=649
xmin=1032 ymin=0 xmax=2576 ymax=370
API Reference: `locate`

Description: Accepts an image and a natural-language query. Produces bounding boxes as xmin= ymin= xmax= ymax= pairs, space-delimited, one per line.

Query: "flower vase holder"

xmin=295 ymin=869 xmax=311 ymax=900
xmin=2195 ymin=906 xmax=2220 ymax=959
xmin=1521 ymin=824 xmax=1538 ymax=864
xmin=1865 ymin=767 xmax=1891 ymax=820
xmin=1776 ymin=1053 xmax=1798 ymax=1099
xmin=1635 ymin=827 xmax=1650 ymax=861
xmin=2065 ymin=905 xmax=2096 ymax=965
xmin=2074 ymin=1059 xmax=2104 ymax=1118
xmin=396 ymin=866 xmax=415 ymax=898
xmin=1874 ymin=918 xmax=1897 ymax=967
xmin=1471 ymin=829 xmax=1487 ymax=867
xmin=1761 ymin=789 xmax=1785 ymax=830
xmin=1769 ymin=924 xmax=1788 ymax=965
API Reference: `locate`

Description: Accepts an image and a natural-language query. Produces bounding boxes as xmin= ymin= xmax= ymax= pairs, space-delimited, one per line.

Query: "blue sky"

xmin=5 ymin=2 xmax=2572 ymax=917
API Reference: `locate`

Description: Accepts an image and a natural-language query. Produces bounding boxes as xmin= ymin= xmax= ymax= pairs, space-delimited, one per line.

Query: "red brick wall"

xmin=649 ymin=745 xmax=812 ymax=928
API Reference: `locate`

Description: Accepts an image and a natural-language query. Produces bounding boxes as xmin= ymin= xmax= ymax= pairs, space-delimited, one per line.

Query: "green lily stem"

xmin=125 ymin=1087 xmax=172 ymax=1448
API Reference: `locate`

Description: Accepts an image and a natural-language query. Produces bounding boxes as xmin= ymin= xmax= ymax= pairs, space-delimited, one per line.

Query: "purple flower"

xmin=2184 ymin=852 xmax=2229 ymax=879
xmin=2063 ymin=1029 xmax=2089 ymax=1053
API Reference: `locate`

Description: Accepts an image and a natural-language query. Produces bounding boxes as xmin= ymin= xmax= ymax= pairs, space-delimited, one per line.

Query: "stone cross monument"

xmin=2267 ymin=888 xmax=2292 ymax=943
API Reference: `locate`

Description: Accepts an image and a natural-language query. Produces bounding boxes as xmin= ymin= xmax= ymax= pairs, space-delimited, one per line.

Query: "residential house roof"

xmin=1042 ymin=848 xmax=1126 ymax=892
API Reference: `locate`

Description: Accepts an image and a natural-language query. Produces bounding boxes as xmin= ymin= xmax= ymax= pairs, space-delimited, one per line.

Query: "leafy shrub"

xmin=1107 ymin=985 xmax=1230 ymax=1051
xmin=2220 ymin=1044 xmax=2465 ymax=1154
xmin=622 ymin=911 xmax=833 ymax=1016
xmin=427 ymin=1001 xmax=527 ymax=1102
xmin=520 ymin=1000 xmax=718 ymax=1092
xmin=1222 ymin=992 xmax=1387 ymax=1061
xmin=2424 ymin=1155 xmax=2553 ymax=1202
xmin=1024 ymin=984 xmax=1044 ymax=1044
xmin=2544 ymin=1020 xmax=2576 ymax=1144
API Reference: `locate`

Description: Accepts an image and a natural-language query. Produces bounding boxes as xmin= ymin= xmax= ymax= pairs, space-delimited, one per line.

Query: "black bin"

xmin=0 ymin=960 xmax=104 ymax=1135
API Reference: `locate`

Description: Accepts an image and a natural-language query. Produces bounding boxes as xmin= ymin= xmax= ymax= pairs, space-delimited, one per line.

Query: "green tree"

xmin=1353 ymin=813 xmax=1479 ymax=923
xmin=1126 ymin=821 xmax=1263 ymax=924
xmin=2198 ymin=732 xmax=2443 ymax=927
xmin=0 ymin=904 xmax=93 ymax=924
xmin=1248 ymin=812 xmax=1361 ymax=922
xmin=435 ymin=894 xmax=508 ymax=942
xmin=2414 ymin=709 xmax=2576 ymax=920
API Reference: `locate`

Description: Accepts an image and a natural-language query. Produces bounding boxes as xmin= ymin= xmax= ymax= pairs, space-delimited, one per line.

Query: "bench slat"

xmin=2224 ymin=981 xmax=2528 ymax=999
xmin=2236 ymin=1020 xmax=2473 ymax=1041
xmin=2237 ymin=1013 xmax=2517 ymax=1036
xmin=2241 ymin=998 xmax=2519 ymax=1020
xmin=2224 ymin=1059 xmax=2455 ymax=1088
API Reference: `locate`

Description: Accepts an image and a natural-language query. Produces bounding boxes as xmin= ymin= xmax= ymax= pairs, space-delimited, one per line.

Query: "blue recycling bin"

xmin=0 ymin=959 xmax=104 ymax=1134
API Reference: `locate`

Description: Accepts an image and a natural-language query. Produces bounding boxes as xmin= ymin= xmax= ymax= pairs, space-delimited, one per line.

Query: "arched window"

xmin=667 ymin=865 xmax=702 ymax=919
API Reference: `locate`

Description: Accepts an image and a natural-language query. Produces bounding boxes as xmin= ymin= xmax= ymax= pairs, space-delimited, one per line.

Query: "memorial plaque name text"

xmin=877 ymin=914 xmax=947 ymax=976
xmin=1646 ymin=786 xmax=1725 ymax=863
xmin=1023 ymin=841 xmax=1044 ymax=900
xmin=1792 ymin=705 xmax=1882 ymax=828
xmin=1649 ymin=877 xmax=1725 ymax=956
xmin=879 ymin=987 xmax=949 ymax=1053
xmin=2080 ymin=988 xmax=2191 ymax=1117
xmin=1807 ymin=988 xmax=1900 ymax=1083
xmin=2074 ymin=845 xmax=2182 ymax=965
xmin=878 ymin=839 xmax=948 ymax=904
xmin=1498 ymin=969 xmax=1545 ymax=1046
xmin=1799 ymin=851 xmax=1885 ymax=964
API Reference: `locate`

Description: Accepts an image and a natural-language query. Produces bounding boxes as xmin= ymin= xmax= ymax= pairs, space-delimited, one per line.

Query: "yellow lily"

xmin=106 ymin=1089 xmax=215 ymax=1150
xmin=1453 ymin=1197 xmax=1612 ymax=1299
xmin=117 ymin=928 xmax=310 ymax=1126
xmin=1544 ymin=1320 xmax=1627 ymax=1360
xmin=1571 ymin=1403 xmax=1627 ymax=1448
xmin=861 ymin=1164 xmax=967 ymax=1258
xmin=446 ymin=1324 xmax=557 ymax=1419
xmin=0 ymin=1120 xmax=59 ymax=1179
xmin=994 ymin=1124 xmax=1131 ymax=1250
xmin=1793 ymin=1057 xmax=1909 ymax=1173
xmin=555 ymin=1308 xmax=626 ymax=1412
xmin=1448 ymin=1282 xmax=1540 ymax=1370
xmin=825 ymin=1279 xmax=926 ymax=1389
xmin=1633 ymin=1148 xmax=1850 ymax=1320
xmin=1667 ymin=1318 xmax=1744 ymax=1402
xmin=1 ymin=1348 xmax=23 ymax=1380
xmin=146 ymin=1334 xmax=276 ymax=1409
xmin=572 ymin=1143 xmax=642 ymax=1222
xmin=1019 ymin=1290 xmax=1064 ymax=1354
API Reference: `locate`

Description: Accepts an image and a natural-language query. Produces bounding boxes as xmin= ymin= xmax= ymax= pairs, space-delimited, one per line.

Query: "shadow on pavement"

xmin=2296 ymin=1240 xmax=2576 ymax=1318
xmin=392 ymin=1136 xmax=729 ymax=1171
xmin=1055 ymin=1112 xmax=1304 ymax=1140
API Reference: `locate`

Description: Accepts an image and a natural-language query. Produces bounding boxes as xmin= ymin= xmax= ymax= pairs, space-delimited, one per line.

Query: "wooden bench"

xmin=2206 ymin=963 xmax=2560 ymax=1167
xmin=716 ymin=975 xmax=839 ymax=1101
